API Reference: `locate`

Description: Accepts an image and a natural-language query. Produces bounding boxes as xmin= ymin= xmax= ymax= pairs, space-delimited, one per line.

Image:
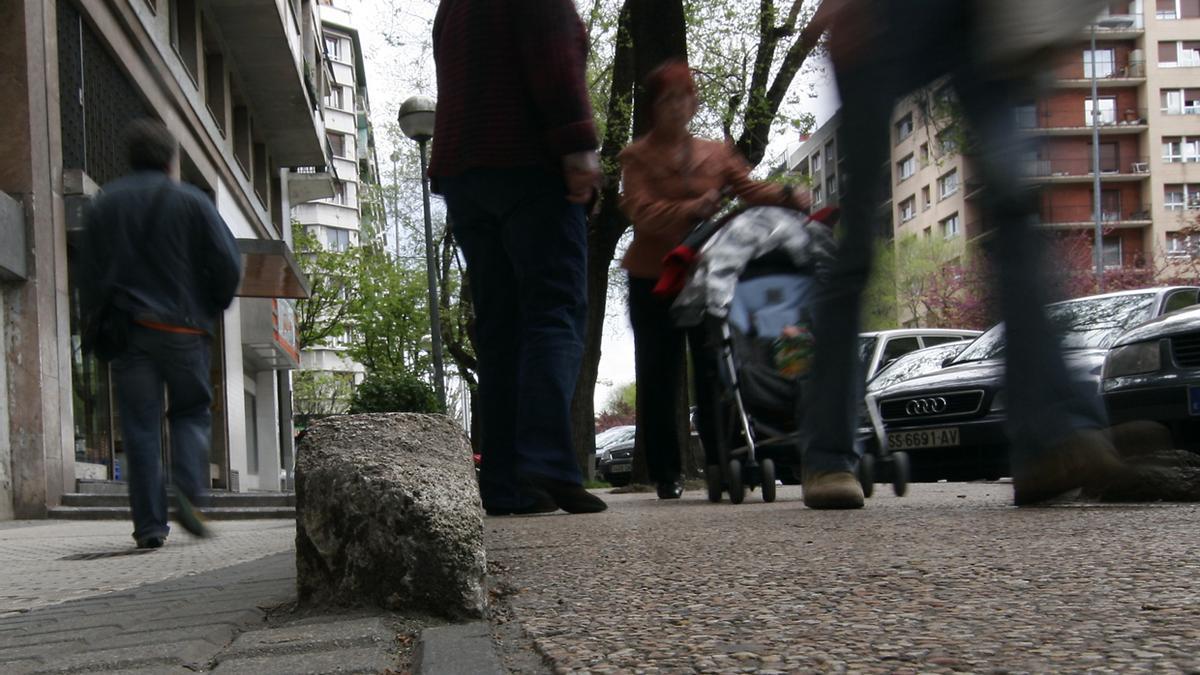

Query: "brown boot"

xmin=802 ymin=471 xmax=865 ymax=509
xmin=1012 ymin=428 xmax=1125 ymax=506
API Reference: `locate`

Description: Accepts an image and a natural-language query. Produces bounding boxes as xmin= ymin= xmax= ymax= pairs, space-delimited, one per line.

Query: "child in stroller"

xmin=666 ymin=204 xmax=909 ymax=503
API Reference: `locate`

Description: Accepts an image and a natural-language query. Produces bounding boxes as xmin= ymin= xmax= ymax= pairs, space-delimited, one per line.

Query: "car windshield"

xmin=595 ymin=426 xmax=635 ymax=451
xmin=952 ymin=293 xmax=1158 ymax=363
xmin=866 ymin=342 xmax=969 ymax=392
xmin=858 ymin=337 xmax=877 ymax=365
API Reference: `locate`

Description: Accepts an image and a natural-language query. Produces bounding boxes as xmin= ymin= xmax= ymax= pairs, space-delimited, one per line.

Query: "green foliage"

xmin=349 ymin=370 xmax=444 ymax=415
xmin=293 ymin=225 xmax=359 ymax=350
xmin=345 ymin=239 xmax=433 ymax=377
xmin=862 ymin=241 xmax=898 ymax=330
xmin=603 ymin=381 xmax=637 ymax=415
xmin=292 ymin=370 xmax=355 ymax=420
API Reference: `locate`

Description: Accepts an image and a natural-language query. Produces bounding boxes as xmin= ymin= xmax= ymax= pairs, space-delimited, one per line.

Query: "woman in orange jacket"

xmin=618 ymin=59 xmax=809 ymax=499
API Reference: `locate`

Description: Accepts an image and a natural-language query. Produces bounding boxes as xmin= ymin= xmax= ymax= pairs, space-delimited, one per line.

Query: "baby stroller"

xmin=662 ymin=205 xmax=909 ymax=504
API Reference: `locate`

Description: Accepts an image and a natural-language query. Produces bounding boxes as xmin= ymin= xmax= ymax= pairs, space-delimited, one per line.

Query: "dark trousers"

xmin=628 ymin=275 xmax=720 ymax=483
xmin=440 ymin=168 xmax=587 ymax=511
xmin=804 ymin=0 xmax=1107 ymax=474
xmin=111 ymin=325 xmax=213 ymax=542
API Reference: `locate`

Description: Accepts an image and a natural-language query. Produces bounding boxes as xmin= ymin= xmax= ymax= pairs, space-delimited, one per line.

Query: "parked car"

xmin=594 ymin=425 xmax=636 ymax=472
xmin=1103 ymin=304 xmax=1200 ymax=450
xmin=597 ymin=433 xmax=635 ymax=486
xmin=859 ymin=329 xmax=983 ymax=381
xmin=871 ymin=287 xmax=1199 ymax=481
xmin=857 ymin=341 xmax=974 ymax=464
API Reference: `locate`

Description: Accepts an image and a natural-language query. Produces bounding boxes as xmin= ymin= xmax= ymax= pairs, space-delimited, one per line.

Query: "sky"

xmin=345 ymin=0 xmax=839 ymax=411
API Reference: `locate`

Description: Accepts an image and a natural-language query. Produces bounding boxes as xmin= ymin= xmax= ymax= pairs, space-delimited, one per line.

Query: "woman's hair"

xmin=643 ymin=59 xmax=695 ymax=125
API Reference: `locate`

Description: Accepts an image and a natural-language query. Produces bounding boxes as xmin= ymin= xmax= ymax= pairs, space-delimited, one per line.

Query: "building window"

xmin=328 ymin=132 xmax=347 ymax=158
xmin=325 ymin=85 xmax=345 ymax=110
xmin=936 ymin=129 xmax=957 ymax=155
xmin=169 ymin=0 xmax=200 ymax=83
xmin=923 ymin=226 xmax=932 ymax=239
xmin=940 ymin=213 xmax=961 ymax=239
xmin=899 ymin=196 xmax=916 ymax=222
xmin=1166 ymin=184 xmax=1200 ymax=209
xmin=327 ymin=227 xmax=352 ymax=252
xmin=811 ymin=184 xmax=823 ymax=206
xmin=1157 ymin=0 xmax=1200 ymax=19
xmin=329 ymin=180 xmax=349 ymax=206
xmin=1014 ymin=103 xmax=1038 ymax=129
xmin=810 ymin=150 xmax=822 ymax=170
xmin=1161 ymin=88 xmax=1200 ymax=115
xmin=1159 ymin=40 xmax=1200 ymax=67
xmin=826 ymin=174 xmax=837 ymax=199
xmin=895 ymin=113 xmax=914 ymax=144
xmin=1161 ymin=137 xmax=1199 ymax=163
xmin=897 ymin=154 xmax=915 ymax=182
xmin=937 ymin=169 xmax=959 ymax=200
xmin=204 ymin=50 xmax=226 ymax=134
xmin=921 ymin=185 xmax=931 ymax=210
xmin=1083 ymin=49 xmax=1116 ymax=78
xmin=1167 ymin=232 xmax=1199 ymax=258
xmin=1103 ymin=237 xmax=1122 ymax=269
xmin=919 ymin=143 xmax=930 ymax=166
xmin=1085 ymin=97 xmax=1117 ymax=125
xmin=324 ymin=34 xmax=343 ymax=61
xmin=824 ymin=140 xmax=836 ymax=167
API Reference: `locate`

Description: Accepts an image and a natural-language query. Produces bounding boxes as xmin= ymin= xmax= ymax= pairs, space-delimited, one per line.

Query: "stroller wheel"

xmin=705 ymin=464 xmax=723 ymax=503
xmin=858 ymin=453 xmax=876 ymax=498
xmin=727 ymin=458 xmax=746 ymax=505
xmin=891 ymin=451 xmax=911 ymax=497
xmin=760 ymin=458 xmax=777 ymax=503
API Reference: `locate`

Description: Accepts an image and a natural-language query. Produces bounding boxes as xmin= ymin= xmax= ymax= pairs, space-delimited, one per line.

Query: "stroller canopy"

xmin=671 ymin=206 xmax=835 ymax=327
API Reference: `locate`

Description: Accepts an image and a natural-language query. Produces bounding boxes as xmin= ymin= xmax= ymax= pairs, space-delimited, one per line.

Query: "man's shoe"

xmin=136 ymin=536 xmax=165 ymax=550
xmin=802 ymin=471 xmax=865 ymax=509
xmin=173 ymin=491 xmax=212 ymax=538
xmin=485 ymin=491 xmax=559 ymax=517
xmin=1012 ymin=428 xmax=1125 ymax=506
xmin=523 ymin=475 xmax=607 ymax=514
xmin=656 ymin=478 xmax=684 ymax=500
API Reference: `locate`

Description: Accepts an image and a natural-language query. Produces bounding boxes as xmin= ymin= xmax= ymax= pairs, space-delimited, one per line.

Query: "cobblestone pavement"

xmin=0 ymin=520 xmax=295 ymax=615
xmin=485 ymin=483 xmax=1200 ymax=673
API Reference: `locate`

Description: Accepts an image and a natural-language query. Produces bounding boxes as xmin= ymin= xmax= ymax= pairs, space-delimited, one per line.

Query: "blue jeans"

xmin=439 ymin=168 xmax=588 ymax=510
xmin=112 ymin=325 xmax=213 ymax=542
xmin=804 ymin=0 xmax=1107 ymax=474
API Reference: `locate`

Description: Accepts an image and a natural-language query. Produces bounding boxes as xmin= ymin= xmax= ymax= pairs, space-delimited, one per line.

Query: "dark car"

xmin=871 ymin=287 xmax=1199 ymax=481
xmin=1103 ymin=304 xmax=1200 ymax=450
xmin=597 ymin=435 xmax=634 ymax=486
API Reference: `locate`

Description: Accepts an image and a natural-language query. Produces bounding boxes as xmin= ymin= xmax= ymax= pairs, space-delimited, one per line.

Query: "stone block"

xmin=222 ymin=617 xmax=393 ymax=657
xmin=214 ymin=647 xmax=397 ymax=674
xmin=295 ymin=414 xmax=486 ymax=619
xmin=415 ymin=622 xmax=504 ymax=675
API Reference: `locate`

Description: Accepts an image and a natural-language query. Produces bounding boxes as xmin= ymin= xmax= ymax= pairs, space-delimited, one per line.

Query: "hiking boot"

xmin=802 ymin=471 xmax=865 ymax=509
xmin=173 ymin=491 xmax=212 ymax=538
xmin=1012 ymin=428 xmax=1125 ymax=506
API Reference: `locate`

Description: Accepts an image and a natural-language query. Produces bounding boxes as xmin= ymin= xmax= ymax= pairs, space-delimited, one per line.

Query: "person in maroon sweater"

xmin=430 ymin=0 xmax=605 ymax=516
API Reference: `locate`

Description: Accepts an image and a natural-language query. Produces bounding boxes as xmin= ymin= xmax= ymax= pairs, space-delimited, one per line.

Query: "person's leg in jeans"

xmin=500 ymin=170 xmax=589 ymax=486
xmin=952 ymin=66 xmax=1116 ymax=499
xmin=112 ymin=328 xmax=170 ymax=544
xmin=441 ymin=174 xmax=526 ymax=512
xmin=628 ymin=275 xmax=685 ymax=484
xmin=157 ymin=332 xmax=214 ymax=508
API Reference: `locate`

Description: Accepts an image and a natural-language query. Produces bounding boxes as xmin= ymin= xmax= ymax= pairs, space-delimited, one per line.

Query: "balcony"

xmin=1052 ymin=61 xmax=1146 ymax=89
xmin=205 ymin=0 xmax=326 ymax=166
xmin=1020 ymin=156 xmax=1151 ymax=183
xmin=1036 ymin=204 xmax=1153 ymax=228
xmin=1017 ymin=108 xmax=1148 ymax=136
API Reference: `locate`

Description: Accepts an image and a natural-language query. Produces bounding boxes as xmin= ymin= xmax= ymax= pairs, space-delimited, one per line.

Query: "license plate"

xmin=609 ymin=464 xmax=632 ymax=473
xmin=887 ymin=427 xmax=960 ymax=450
xmin=1189 ymin=386 xmax=1200 ymax=416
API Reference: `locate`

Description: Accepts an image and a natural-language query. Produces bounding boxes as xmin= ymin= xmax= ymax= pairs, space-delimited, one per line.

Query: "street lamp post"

xmin=399 ymin=95 xmax=446 ymax=409
xmin=1090 ymin=15 xmax=1136 ymax=290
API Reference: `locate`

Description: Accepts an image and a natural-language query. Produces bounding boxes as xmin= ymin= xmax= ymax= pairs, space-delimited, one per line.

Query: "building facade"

xmin=1 ymin=0 xmax=338 ymax=518
xmin=292 ymin=0 xmax=381 ymax=419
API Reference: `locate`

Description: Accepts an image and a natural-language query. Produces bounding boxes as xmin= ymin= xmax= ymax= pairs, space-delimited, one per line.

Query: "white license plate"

xmin=887 ymin=427 xmax=960 ymax=450
xmin=609 ymin=464 xmax=632 ymax=473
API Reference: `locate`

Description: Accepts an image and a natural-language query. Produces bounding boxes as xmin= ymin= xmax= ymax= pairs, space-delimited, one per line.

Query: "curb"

xmin=414 ymin=621 xmax=505 ymax=675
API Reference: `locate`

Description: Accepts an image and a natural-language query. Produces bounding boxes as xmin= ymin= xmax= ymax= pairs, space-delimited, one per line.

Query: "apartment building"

xmin=291 ymin=0 xmax=382 ymax=414
xmin=1 ymin=0 xmax=338 ymax=517
xmin=792 ymin=0 xmax=1200 ymax=274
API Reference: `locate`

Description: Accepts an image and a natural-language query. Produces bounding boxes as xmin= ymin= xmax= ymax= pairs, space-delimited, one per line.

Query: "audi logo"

xmin=905 ymin=397 xmax=948 ymax=416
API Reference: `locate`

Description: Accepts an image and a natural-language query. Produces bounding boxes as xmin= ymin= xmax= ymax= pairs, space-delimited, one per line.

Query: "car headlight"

xmin=601 ymin=450 xmax=613 ymax=463
xmin=990 ymin=390 xmax=1005 ymax=413
xmin=1104 ymin=341 xmax=1162 ymax=379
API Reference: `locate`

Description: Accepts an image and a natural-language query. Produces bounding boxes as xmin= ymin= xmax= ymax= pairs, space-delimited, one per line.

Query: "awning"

xmin=237 ymin=239 xmax=311 ymax=299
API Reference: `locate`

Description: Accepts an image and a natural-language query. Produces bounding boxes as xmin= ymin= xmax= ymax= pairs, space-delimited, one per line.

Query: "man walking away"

xmin=430 ymin=0 xmax=606 ymax=515
xmin=82 ymin=119 xmax=243 ymax=547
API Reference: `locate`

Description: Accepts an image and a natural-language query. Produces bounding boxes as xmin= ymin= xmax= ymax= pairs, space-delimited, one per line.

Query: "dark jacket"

xmin=82 ymin=171 xmax=243 ymax=336
xmin=428 ymin=0 xmax=598 ymax=184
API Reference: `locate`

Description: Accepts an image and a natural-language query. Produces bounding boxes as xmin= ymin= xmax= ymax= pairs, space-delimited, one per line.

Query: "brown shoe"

xmin=802 ymin=471 xmax=865 ymax=509
xmin=1012 ymin=428 xmax=1125 ymax=506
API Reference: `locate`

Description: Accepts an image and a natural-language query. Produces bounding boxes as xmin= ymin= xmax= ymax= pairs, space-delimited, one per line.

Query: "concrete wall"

xmin=0 ymin=299 xmax=11 ymax=520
